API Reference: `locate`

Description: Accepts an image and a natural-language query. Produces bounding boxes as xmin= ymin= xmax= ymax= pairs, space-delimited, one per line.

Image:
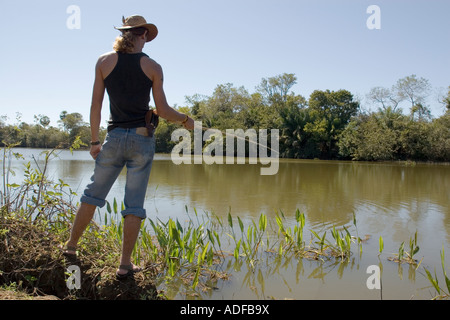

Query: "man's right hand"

xmin=183 ymin=117 xmax=194 ymax=130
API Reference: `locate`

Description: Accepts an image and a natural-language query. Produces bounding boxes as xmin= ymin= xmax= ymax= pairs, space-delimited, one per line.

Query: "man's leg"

xmin=68 ymin=129 xmax=125 ymax=254
xmin=65 ymin=202 xmax=97 ymax=253
xmin=117 ymin=214 xmax=143 ymax=274
xmin=116 ymin=131 xmax=155 ymax=275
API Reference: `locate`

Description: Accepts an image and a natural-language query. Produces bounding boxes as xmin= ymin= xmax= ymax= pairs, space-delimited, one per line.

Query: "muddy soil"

xmin=0 ymin=217 xmax=161 ymax=300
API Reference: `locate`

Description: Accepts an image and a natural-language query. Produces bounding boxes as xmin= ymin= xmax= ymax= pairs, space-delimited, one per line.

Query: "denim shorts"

xmin=80 ymin=128 xmax=156 ymax=219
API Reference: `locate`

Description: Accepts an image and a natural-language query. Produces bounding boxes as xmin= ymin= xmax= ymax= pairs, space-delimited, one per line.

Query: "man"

xmin=63 ymin=15 xmax=194 ymax=279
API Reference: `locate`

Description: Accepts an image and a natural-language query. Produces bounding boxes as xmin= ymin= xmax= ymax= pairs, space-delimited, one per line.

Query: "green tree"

xmin=45 ymin=127 xmax=68 ymax=149
xmin=37 ymin=115 xmax=50 ymax=128
xmin=256 ymin=73 xmax=297 ymax=106
xmin=188 ymin=83 xmax=249 ymax=130
xmin=154 ymin=119 xmax=179 ymax=153
xmin=305 ymin=89 xmax=359 ymax=159
xmin=278 ymin=99 xmax=313 ymax=158
xmin=58 ymin=112 xmax=85 ymax=132
xmin=31 ymin=114 xmax=51 ymax=148
xmin=57 ymin=111 xmax=88 ymax=145
xmin=338 ymin=112 xmax=398 ymax=161
xmin=397 ymin=119 xmax=431 ymax=160
xmin=426 ymin=113 xmax=450 ymax=161
xmin=239 ymin=93 xmax=270 ymax=129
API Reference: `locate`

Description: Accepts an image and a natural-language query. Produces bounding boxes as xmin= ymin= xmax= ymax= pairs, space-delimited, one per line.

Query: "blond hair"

xmin=113 ymin=27 xmax=147 ymax=53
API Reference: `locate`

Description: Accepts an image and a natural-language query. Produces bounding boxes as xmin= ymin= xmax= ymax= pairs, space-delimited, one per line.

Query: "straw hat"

xmin=115 ymin=15 xmax=158 ymax=42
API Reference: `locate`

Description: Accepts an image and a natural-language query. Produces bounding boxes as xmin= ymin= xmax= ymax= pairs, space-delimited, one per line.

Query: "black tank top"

xmin=104 ymin=52 xmax=153 ymax=131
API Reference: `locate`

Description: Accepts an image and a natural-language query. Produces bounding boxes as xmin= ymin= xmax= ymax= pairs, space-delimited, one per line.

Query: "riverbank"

xmin=0 ymin=213 xmax=161 ymax=300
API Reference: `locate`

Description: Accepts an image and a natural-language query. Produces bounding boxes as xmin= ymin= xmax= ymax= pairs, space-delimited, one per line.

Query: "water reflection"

xmin=11 ymin=150 xmax=449 ymax=231
xmin=8 ymin=150 xmax=450 ymax=252
xmin=148 ymin=160 xmax=449 ymax=229
xmin=166 ymin=252 xmax=425 ymax=300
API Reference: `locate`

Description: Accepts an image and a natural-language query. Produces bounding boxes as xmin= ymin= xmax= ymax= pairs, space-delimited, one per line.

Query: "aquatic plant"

xmin=227 ymin=212 xmax=269 ymax=269
xmin=104 ymin=203 xmax=224 ymax=290
xmin=424 ymin=246 xmax=450 ymax=300
xmin=388 ymin=231 xmax=422 ymax=265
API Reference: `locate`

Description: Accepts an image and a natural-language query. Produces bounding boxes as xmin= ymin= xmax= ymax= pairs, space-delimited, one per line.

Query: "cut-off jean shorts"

xmin=80 ymin=127 xmax=156 ymax=219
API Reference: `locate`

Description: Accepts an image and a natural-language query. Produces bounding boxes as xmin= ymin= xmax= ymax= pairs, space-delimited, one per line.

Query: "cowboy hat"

xmin=114 ymin=15 xmax=158 ymax=42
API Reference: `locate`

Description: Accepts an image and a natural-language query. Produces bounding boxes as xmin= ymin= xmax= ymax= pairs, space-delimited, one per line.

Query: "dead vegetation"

xmin=0 ymin=214 xmax=162 ymax=300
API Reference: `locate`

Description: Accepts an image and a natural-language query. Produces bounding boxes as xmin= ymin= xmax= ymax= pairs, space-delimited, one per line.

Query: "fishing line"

xmin=198 ymin=125 xmax=280 ymax=156
xmin=164 ymin=113 xmax=280 ymax=156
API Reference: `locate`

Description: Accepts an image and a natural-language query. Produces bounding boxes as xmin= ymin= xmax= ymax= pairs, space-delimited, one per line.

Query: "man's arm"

xmin=89 ymin=57 xmax=106 ymax=159
xmin=142 ymin=58 xmax=194 ymax=129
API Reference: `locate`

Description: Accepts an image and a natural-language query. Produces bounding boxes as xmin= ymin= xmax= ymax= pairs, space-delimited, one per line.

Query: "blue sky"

xmin=0 ymin=0 xmax=449 ymax=126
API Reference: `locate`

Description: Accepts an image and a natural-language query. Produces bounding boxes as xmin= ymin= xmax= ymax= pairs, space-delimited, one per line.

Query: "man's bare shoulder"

xmin=97 ymin=51 xmax=118 ymax=65
xmin=141 ymin=56 xmax=162 ymax=71
xmin=141 ymin=56 xmax=163 ymax=80
xmin=95 ymin=51 xmax=118 ymax=79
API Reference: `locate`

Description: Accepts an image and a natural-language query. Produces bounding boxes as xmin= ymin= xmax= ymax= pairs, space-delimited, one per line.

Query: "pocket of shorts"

xmin=96 ymin=134 xmax=121 ymax=162
xmin=130 ymin=135 xmax=155 ymax=159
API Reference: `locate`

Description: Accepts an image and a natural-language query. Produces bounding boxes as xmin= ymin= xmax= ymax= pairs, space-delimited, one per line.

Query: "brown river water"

xmin=7 ymin=148 xmax=450 ymax=299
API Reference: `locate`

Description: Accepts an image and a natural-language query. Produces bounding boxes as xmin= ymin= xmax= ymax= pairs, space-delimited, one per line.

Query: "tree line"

xmin=0 ymin=112 xmax=99 ymax=150
xmin=1 ymin=73 xmax=449 ymax=162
